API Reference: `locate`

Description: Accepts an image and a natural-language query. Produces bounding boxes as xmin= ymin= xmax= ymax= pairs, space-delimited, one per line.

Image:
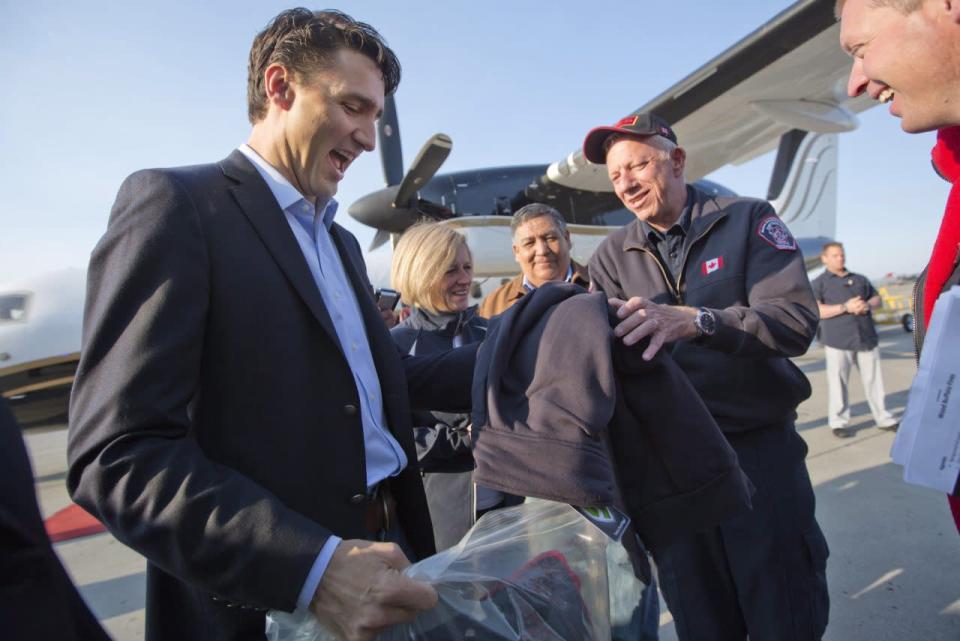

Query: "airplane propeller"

xmin=378 ymin=94 xmax=404 ymax=187
xmin=348 ymin=95 xmax=454 ymax=250
xmin=392 ymin=133 xmax=452 ymax=209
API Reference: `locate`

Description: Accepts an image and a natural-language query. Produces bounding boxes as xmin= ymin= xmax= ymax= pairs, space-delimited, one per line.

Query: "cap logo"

xmin=616 ymin=115 xmax=639 ymax=128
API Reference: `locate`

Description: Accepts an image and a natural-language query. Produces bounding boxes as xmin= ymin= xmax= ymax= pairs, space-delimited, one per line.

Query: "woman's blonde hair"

xmin=390 ymin=222 xmax=470 ymax=314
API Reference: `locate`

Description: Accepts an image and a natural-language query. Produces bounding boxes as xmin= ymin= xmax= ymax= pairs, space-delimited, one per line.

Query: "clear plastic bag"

xmin=266 ymin=499 xmax=614 ymax=641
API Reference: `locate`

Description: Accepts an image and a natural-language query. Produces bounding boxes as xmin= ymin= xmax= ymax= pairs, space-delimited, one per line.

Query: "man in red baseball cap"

xmin=586 ymin=114 xmax=827 ymax=641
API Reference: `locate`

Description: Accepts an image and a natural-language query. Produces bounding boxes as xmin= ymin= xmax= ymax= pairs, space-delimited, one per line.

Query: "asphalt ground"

xmin=24 ymin=324 xmax=960 ymax=640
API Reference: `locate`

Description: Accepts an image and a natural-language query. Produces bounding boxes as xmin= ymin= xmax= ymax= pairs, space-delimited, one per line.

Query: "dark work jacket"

xmin=589 ymin=185 xmax=818 ymax=433
xmin=471 ymin=283 xmax=754 ymax=551
xmin=392 ymin=306 xmax=521 ymax=550
xmin=0 ymin=399 xmax=112 ymax=641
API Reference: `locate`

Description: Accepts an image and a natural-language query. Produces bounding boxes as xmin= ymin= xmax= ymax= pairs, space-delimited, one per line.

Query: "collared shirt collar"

xmin=639 ymin=185 xmax=694 ymax=243
xmin=522 ymin=264 xmax=575 ymax=292
xmin=825 ymin=268 xmax=851 ymax=279
xmin=238 ymin=143 xmax=338 ymax=229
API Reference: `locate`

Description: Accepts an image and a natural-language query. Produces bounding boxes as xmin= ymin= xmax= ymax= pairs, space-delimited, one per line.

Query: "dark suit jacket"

xmin=0 ymin=399 xmax=112 ymax=641
xmin=67 ymin=151 xmax=473 ymax=641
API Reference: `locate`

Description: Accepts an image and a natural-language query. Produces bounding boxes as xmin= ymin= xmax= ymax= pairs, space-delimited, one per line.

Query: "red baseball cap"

xmin=582 ymin=113 xmax=677 ymax=164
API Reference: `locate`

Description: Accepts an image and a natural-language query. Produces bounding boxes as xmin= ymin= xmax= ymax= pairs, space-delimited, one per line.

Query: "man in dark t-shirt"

xmin=811 ymin=242 xmax=898 ymax=438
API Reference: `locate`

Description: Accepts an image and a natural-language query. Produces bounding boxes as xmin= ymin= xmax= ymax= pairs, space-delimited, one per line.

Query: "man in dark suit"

xmin=1 ymin=398 xmax=112 ymax=641
xmin=67 ymin=9 xmax=472 ymax=641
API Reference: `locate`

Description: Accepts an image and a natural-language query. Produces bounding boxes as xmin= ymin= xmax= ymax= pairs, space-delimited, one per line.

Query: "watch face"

xmin=697 ymin=309 xmax=716 ymax=336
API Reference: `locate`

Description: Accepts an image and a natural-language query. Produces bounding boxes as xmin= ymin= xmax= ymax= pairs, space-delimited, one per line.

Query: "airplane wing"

xmin=546 ymin=0 xmax=874 ymax=192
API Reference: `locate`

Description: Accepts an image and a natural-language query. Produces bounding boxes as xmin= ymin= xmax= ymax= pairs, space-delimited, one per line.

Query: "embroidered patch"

xmin=757 ymin=216 xmax=797 ymax=251
xmin=702 ymin=256 xmax=724 ymax=275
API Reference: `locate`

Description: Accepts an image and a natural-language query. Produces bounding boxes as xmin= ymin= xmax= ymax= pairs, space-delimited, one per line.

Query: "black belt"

xmin=364 ymin=483 xmax=397 ymax=540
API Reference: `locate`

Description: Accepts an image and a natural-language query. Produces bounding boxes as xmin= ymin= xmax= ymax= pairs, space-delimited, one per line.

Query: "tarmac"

xmin=23 ymin=324 xmax=960 ymax=641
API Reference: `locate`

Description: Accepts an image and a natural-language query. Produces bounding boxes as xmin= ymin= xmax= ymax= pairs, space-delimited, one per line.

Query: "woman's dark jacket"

xmin=391 ymin=306 xmax=521 ymax=550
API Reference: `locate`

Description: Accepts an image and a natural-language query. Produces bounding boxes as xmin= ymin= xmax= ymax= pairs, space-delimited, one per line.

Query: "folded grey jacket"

xmin=471 ymin=283 xmax=754 ymax=550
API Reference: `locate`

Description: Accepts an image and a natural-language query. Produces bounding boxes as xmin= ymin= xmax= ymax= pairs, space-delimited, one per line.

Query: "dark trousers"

xmin=653 ymin=424 xmax=829 ymax=641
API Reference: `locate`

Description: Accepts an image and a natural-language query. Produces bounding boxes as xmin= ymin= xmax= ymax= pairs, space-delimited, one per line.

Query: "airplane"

xmin=350 ymin=0 xmax=873 ymax=285
xmin=0 ymin=0 xmax=874 ymax=427
xmin=0 ymin=269 xmax=84 ymax=427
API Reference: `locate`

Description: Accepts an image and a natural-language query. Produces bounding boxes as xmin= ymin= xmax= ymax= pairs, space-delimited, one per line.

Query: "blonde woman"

xmin=390 ymin=223 xmax=521 ymax=550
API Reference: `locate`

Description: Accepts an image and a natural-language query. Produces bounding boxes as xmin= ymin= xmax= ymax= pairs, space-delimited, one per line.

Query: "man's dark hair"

xmin=247 ymin=8 xmax=401 ymax=124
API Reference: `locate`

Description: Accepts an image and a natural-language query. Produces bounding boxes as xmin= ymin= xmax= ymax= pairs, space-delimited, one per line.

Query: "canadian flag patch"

xmin=702 ymin=256 xmax=724 ymax=275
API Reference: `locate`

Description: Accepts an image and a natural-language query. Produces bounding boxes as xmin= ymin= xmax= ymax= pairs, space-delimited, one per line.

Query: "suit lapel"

xmin=219 ymin=151 xmax=340 ymax=345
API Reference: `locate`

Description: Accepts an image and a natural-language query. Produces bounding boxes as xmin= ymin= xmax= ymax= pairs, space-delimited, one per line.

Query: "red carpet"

xmin=45 ymin=503 xmax=106 ymax=543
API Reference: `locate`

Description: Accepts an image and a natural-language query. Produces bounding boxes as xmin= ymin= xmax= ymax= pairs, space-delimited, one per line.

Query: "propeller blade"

xmin=393 ymin=133 xmax=452 ymax=209
xmin=368 ymin=229 xmax=392 ymax=251
xmin=379 ymin=95 xmax=403 ymax=186
xmin=348 ymin=186 xmax=419 ymax=233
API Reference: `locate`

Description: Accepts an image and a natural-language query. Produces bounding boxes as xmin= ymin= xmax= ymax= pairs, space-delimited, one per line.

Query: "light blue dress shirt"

xmin=238 ymin=144 xmax=407 ymax=610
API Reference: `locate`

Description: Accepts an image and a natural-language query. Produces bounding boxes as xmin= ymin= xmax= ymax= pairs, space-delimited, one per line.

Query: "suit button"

xmin=343 ymin=404 xmax=358 ymax=416
xmin=349 ymin=493 xmax=366 ymax=504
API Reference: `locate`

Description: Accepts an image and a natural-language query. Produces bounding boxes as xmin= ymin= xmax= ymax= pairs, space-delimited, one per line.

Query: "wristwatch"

xmin=694 ymin=307 xmax=717 ymax=340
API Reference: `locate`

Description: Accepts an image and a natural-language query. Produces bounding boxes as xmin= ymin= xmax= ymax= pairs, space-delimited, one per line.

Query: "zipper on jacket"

xmin=675 ymin=217 xmax=726 ymax=305
xmin=634 ymin=247 xmax=680 ymax=301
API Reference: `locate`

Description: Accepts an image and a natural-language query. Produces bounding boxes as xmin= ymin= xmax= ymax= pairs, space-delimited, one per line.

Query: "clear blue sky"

xmin=0 ymin=0 xmax=948 ymax=285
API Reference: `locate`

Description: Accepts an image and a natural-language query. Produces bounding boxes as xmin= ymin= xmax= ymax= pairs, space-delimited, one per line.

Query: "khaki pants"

xmin=824 ymin=346 xmax=896 ymax=429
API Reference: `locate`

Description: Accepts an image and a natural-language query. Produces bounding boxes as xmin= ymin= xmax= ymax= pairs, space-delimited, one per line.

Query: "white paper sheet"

xmin=892 ymin=286 xmax=960 ymax=495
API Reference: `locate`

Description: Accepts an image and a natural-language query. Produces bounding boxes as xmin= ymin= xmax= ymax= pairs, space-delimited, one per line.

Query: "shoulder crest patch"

xmin=757 ymin=216 xmax=797 ymax=251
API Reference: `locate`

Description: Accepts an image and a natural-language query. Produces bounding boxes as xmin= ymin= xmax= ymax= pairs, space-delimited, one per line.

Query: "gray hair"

xmin=510 ymin=203 xmax=568 ymax=238
xmin=834 ymin=0 xmax=922 ymax=19
xmin=601 ymin=132 xmax=677 ymax=159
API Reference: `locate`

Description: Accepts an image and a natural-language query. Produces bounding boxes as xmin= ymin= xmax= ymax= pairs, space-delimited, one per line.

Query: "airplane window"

xmin=426 ymin=167 xmax=544 ymax=217
xmin=0 ymin=293 xmax=29 ymax=322
xmin=419 ymin=164 xmax=648 ymax=230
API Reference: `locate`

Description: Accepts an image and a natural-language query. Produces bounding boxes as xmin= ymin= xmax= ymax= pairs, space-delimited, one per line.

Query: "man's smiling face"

xmin=840 ymin=0 xmax=960 ymax=133
xmin=284 ymin=48 xmax=384 ymax=200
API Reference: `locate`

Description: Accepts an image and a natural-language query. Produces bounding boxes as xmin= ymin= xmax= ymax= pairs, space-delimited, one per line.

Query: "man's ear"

xmin=512 ymin=243 xmax=521 ymax=263
xmin=264 ymin=64 xmax=294 ymax=111
xmin=671 ymin=146 xmax=687 ymax=177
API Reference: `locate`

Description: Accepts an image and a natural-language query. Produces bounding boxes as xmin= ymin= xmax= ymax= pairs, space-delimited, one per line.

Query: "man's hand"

xmin=310 ymin=539 xmax=437 ymax=641
xmin=844 ymin=296 xmax=869 ymax=316
xmin=610 ymin=297 xmax=699 ymax=360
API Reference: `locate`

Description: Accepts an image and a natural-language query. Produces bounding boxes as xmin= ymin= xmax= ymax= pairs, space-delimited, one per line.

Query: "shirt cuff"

xmin=295 ymin=535 xmax=342 ymax=611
